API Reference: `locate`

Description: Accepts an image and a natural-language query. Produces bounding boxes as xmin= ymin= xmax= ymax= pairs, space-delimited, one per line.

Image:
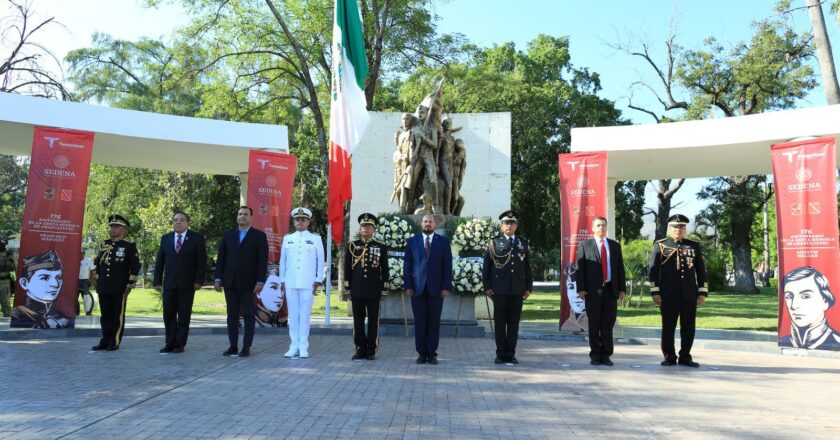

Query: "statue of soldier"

xmin=437 ymin=117 xmax=461 ymax=215
xmin=396 ymin=112 xmax=437 ymax=214
xmin=450 ymin=138 xmax=467 ymax=216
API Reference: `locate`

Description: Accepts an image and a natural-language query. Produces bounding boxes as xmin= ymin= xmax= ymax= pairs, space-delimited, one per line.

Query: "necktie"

xmin=600 ymin=239 xmax=608 ymax=283
xmin=425 ymin=236 xmax=431 ymax=257
xmin=509 ymin=237 xmax=515 ymax=247
xmin=176 ymin=234 xmax=183 ymax=253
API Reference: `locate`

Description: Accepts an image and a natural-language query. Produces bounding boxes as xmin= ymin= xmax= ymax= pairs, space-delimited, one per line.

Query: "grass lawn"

xmin=97 ymin=286 xmax=780 ymax=331
xmin=522 ymin=286 xmax=780 ymax=331
xmin=91 ymin=287 xmax=348 ymax=317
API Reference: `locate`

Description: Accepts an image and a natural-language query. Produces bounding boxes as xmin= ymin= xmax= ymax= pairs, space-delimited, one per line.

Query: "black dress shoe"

xmin=366 ymin=353 xmax=376 ymax=361
xmin=678 ymin=360 xmax=700 ymax=368
xmin=238 ymin=347 xmax=250 ymax=357
xmin=106 ymin=345 xmax=119 ymax=351
xmin=590 ymin=359 xmax=602 ymax=365
xmin=173 ymin=347 xmax=185 ymax=353
xmin=91 ymin=344 xmax=107 ymax=351
xmin=427 ymin=355 xmax=438 ymax=365
xmin=510 ymin=357 xmax=519 ymax=365
xmin=159 ymin=346 xmax=175 ymax=353
xmin=223 ymin=347 xmax=238 ymax=356
xmin=660 ymin=359 xmax=677 ymax=366
xmin=352 ymin=352 xmax=365 ymax=361
xmin=601 ymin=358 xmax=614 ymax=366
xmin=416 ymin=354 xmax=427 ymax=364
xmin=494 ymin=356 xmax=504 ymax=364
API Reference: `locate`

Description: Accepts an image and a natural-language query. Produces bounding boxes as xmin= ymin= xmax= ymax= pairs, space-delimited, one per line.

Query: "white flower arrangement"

xmin=453 ymin=257 xmax=484 ymax=296
xmin=388 ymin=256 xmax=404 ymax=291
xmin=374 ymin=214 xmax=416 ymax=249
xmin=451 ymin=217 xmax=496 ymax=254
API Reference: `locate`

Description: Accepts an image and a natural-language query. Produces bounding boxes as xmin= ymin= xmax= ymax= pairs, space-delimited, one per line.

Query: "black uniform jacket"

xmin=648 ymin=237 xmax=708 ymax=299
xmin=153 ymin=230 xmax=208 ymax=290
xmin=344 ymin=239 xmax=390 ymax=299
xmin=95 ymin=239 xmax=141 ymax=295
xmin=482 ymin=235 xmax=533 ymax=296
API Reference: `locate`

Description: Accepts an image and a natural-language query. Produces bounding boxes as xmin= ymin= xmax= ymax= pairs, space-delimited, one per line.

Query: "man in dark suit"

xmin=483 ymin=210 xmax=533 ymax=365
xmin=575 ymin=216 xmax=626 ymax=366
xmin=404 ymin=214 xmax=453 ymax=365
xmin=214 ymin=206 xmax=268 ymax=358
xmin=153 ymin=211 xmax=207 ymax=354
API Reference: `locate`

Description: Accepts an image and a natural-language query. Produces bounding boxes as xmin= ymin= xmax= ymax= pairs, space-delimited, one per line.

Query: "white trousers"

xmin=286 ymin=288 xmax=314 ymax=351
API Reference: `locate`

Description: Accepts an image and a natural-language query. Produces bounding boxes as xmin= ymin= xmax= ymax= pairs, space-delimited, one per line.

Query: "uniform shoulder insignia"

xmin=682 ymin=238 xmax=699 ymax=245
xmin=654 ymin=238 xmax=667 ymax=243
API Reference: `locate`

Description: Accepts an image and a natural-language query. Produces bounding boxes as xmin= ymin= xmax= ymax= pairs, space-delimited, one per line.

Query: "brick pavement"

xmin=1 ymin=334 xmax=839 ymax=439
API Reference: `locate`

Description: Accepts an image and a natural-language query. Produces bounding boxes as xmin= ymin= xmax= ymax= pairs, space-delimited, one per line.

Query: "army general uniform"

xmin=94 ymin=215 xmax=141 ymax=350
xmin=344 ymin=213 xmax=389 ymax=361
xmin=482 ymin=210 xmax=533 ymax=364
xmin=648 ymin=214 xmax=707 ymax=366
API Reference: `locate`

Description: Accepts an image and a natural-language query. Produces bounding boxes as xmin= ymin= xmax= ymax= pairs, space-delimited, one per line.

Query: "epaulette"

xmin=654 ymin=238 xmax=667 ymax=243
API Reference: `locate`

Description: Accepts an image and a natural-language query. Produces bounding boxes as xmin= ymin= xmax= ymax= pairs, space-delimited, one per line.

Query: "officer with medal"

xmin=279 ymin=207 xmax=325 ymax=359
xmin=344 ymin=213 xmax=389 ymax=361
xmin=482 ymin=210 xmax=533 ymax=365
xmin=93 ymin=214 xmax=141 ymax=351
xmin=649 ymin=214 xmax=707 ymax=368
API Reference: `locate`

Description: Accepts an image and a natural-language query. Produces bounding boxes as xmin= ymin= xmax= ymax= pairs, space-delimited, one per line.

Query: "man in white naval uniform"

xmin=279 ymin=207 xmax=325 ymax=358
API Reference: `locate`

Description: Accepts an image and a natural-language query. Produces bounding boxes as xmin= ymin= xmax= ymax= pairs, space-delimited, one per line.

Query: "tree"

xmin=0 ymin=0 xmax=70 ymax=99
xmin=646 ymin=179 xmax=685 ymax=240
xmin=0 ymin=155 xmax=27 ymax=239
xmin=396 ymin=35 xmax=624 ymax=253
xmin=616 ymin=15 xmax=816 ymax=294
xmin=615 ymin=180 xmax=646 ymax=242
xmin=778 ymin=0 xmax=840 ymax=104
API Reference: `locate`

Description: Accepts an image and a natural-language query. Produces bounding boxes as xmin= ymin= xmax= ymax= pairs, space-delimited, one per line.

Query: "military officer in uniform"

xmin=344 ymin=213 xmax=389 ymax=361
xmin=279 ymin=207 xmax=324 ymax=359
xmin=0 ymin=239 xmax=14 ymax=317
xmin=93 ymin=214 xmax=141 ymax=351
xmin=649 ymin=214 xmax=707 ymax=367
xmin=482 ymin=210 xmax=533 ymax=365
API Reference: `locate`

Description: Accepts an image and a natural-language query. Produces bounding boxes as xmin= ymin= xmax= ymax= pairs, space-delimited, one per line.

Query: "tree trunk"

xmin=654 ymin=179 xmax=685 ymax=240
xmin=728 ymin=180 xmax=759 ymax=294
xmin=807 ymin=0 xmax=840 ymax=104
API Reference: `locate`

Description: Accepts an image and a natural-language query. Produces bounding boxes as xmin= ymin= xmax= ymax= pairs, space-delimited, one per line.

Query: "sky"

xmin=17 ymin=0 xmax=839 ymax=237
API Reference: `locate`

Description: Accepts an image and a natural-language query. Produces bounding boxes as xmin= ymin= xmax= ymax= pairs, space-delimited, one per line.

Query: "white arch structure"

xmin=0 ymin=93 xmax=289 ymax=202
xmin=571 ymin=104 xmax=840 ymax=237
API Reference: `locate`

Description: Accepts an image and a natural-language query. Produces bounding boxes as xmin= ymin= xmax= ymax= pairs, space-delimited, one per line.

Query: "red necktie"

xmin=600 ymin=239 xmax=608 ymax=282
xmin=176 ymin=234 xmax=183 ymax=254
xmin=425 ymin=236 xmax=431 ymax=257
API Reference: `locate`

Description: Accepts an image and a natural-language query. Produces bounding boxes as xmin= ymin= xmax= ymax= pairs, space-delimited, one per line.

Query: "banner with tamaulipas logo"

xmin=11 ymin=127 xmax=94 ymax=329
xmin=771 ymin=137 xmax=840 ymax=351
xmin=557 ymin=152 xmax=608 ymax=332
xmin=247 ymin=150 xmax=297 ymax=327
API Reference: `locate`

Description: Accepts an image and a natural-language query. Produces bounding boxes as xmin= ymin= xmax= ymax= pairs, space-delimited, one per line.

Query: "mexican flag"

xmin=328 ymin=0 xmax=369 ymax=244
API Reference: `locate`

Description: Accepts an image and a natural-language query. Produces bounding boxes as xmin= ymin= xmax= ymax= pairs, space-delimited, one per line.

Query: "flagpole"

xmin=325 ymin=224 xmax=332 ymax=327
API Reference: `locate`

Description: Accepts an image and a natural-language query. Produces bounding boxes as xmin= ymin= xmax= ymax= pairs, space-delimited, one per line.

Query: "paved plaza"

xmin=1 ymin=331 xmax=840 ymax=440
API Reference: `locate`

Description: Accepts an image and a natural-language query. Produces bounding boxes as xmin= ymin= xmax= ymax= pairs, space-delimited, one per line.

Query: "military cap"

xmin=291 ymin=207 xmax=312 ymax=219
xmin=358 ymin=213 xmax=378 ymax=227
xmin=22 ymin=249 xmax=62 ymax=278
xmin=499 ymin=210 xmax=517 ymax=223
xmin=667 ymin=214 xmax=690 ymax=225
xmin=108 ymin=214 xmax=130 ymax=228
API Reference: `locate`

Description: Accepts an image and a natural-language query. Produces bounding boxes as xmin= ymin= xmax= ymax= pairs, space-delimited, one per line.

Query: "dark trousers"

xmin=352 ymin=297 xmax=381 ymax=354
xmin=411 ymin=290 xmax=444 ymax=356
xmin=98 ymin=292 xmax=128 ymax=347
xmin=163 ymin=287 xmax=196 ymax=348
xmin=584 ymin=288 xmax=617 ymax=361
xmin=660 ymin=293 xmax=698 ymax=362
xmin=224 ymin=288 xmax=255 ymax=349
xmin=492 ymin=294 xmax=524 ymax=359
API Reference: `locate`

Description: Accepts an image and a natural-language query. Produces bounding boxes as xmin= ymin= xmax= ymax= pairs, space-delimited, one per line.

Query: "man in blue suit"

xmin=214 ymin=206 xmax=268 ymax=358
xmin=404 ymin=214 xmax=453 ymax=364
xmin=153 ymin=211 xmax=207 ymax=354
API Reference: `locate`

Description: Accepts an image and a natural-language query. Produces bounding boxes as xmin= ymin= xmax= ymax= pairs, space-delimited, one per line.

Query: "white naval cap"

xmin=291 ymin=207 xmax=313 ymax=219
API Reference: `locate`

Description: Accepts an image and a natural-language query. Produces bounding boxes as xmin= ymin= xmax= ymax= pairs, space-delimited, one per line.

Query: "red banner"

xmin=247 ymin=150 xmax=297 ymax=326
xmin=12 ymin=127 xmax=95 ymax=328
xmin=771 ymin=137 xmax=840 ymax=351
xmin=558 ymin=152 xmax=608 ymax=332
